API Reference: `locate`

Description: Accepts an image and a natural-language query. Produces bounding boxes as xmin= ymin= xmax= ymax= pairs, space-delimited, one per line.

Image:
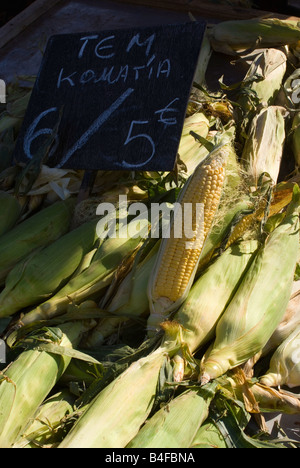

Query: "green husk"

xmin=0 ymin=321 xmax=91 ymax=448
xmin=292 ymin=112 xmax=300 ymax=171
xmin=127 ymin=384 xmax=217 ymax=448
xmin=241 ymin=106 xmax=286 ymax=187
xmin=0 ymin=218 xmax=100 ymax=318
xmin=260 ymin=324 xmax=300 ymax=388
xmin=21 ymin=220 xmax=147 ymax=326
xmin=190 ymin=420 xmax=227 ymax=448
xmin=13 ymin=389 xmax=76 ymax=448
xmin=200 ymin=185 xmax=300 ymax=384
xmin=0 ymin=191 xmax=22 ymax=236
xmin=209 ymin=18 xmax=300 ymax=56
xmin=58 ymin=345 xmax=174 ymax=448
xmin=86 ymin=241 xmax=159 ymax=348
xmin=0 ymin=198 xmax=76 ymax=285
xmin=174 ymin=239 xmax=259 ymax=354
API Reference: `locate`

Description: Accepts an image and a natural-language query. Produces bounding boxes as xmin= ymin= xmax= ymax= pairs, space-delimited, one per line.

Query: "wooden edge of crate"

xmin=0 ymin=0 xmax=62 ymax=50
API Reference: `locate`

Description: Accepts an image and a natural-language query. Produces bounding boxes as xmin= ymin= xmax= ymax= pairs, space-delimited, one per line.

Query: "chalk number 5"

xmin=122 ymin=120 xmax=155 ymax=169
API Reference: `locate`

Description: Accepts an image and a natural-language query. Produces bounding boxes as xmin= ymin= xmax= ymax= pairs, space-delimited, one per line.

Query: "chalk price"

xmin=23 ymin=88 xmax=179 ymax=170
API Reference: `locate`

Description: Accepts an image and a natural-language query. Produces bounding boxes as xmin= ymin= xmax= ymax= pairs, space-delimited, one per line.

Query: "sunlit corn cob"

xmin=190 ymin=420 xmax=227 ymax=448
xmin=238 ymin=49 xmax=287 ymax=113
xmin=127 ymin=385 xmax=216 ymax=448
xmin=0 ymin=218 xmax=100 ymax=318
xmin=13 ymin=389 xmax=76 ymax=448
xmin=0 ymin=191 xmax=21 ymax=236
xmin=292 ymin=112 xmax=300 ymax=171
xmin=0 ymin=198 xmax=75 ymax=285
xmin=174 ymin=239 xmax=259 ymax=355
xmin=260 ymin=324 xmax=300 ymax=389
xmin=20 ymin=220 xmax=147 ymax=326
xmin=86 ymin=242 xmax=159 ymax=348
xmin=147 ymin=144 xmax=230 ymax=334
xmin=58 ymin=346 xmax=172 ymax=448
xmin=241 ymin=106 xmax=286 ymax=187
xmin=200 ymin=185 xmax=300 ymax=384
xmin=0 ymin=321 xmax=91 ymax=448
xmin=208 ymin=18 xmax=300 ymax=56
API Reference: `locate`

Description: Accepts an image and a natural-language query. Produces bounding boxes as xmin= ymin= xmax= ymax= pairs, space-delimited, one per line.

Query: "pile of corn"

xmin=1 ymin=18 xmax=300 ymax=449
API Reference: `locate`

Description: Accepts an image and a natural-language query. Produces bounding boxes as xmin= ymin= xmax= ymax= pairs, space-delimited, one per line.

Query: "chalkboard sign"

xmin=14 ymin=22 xmax=206 ymax=171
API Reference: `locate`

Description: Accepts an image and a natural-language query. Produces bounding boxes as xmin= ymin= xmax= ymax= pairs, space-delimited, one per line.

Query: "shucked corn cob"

xmin=0 ymin=321 xmax=91 ymax=448
xmin=200 ymin=185 xmax=300 ymax=384
xmin=0 ymin=218 xmax=99 ymax=318
xmin=147 ymin=143 xmax=230 ymax=334
xmin=0 ymin=198 xmax=75 ymax=285
xmin=208 ymin=18 xmax=300 ymax=56
xmin=260 ymin=324 xmax=300 ymax=389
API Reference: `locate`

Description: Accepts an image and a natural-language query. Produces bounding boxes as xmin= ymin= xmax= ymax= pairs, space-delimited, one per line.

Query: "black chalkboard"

xmin=14 ymin=22 xmax=206 ymax=171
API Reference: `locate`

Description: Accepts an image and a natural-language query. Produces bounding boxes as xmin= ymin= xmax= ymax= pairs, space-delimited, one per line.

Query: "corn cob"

xmin=20 ymin=220 xmax=147 ymax=326
xmin=190 ymin=420 xmax=227 ymax=448
xmin=292 ymin=112 xmax=300 ymax=171
xmin=174 ymin=239 xmax=259 ymax=355
xmin=260 ymin=324 xmax=300 ymax=389
xmin=200 ymin=185 xmax=300 ymax=384
xmin=0 ymin=321 xmax=92 ymax=448
xmin=13 ymin=389 xmax=76 ymax=448
xmin=241 ymin=106 xmax=286 ymax=187
xmin=0 ymin=218 xmax=100 ymax=318
xmin=0 ymin=191 xmax=21 ymax=236
xmin=0 ymin=198 xmax=75 ymax=285
xmin=222 ymin=371 xmax=300 ymax=415
xmin=127 ymin=386 xmax=216 ymax=449
xmin=58 ymin=346 xmax=172 ymax=448
xmin=86 ymin=242 xmax=159 ymax=348
xmin=261 ymin=285 xmax=300 ymax=357
xmin=238 ymin=49 xmax=287 ymax=113
xmin=147 ymin=143 xmax=230 ymax=334
xmin=208 ymin=18 xmax=300 ymax=56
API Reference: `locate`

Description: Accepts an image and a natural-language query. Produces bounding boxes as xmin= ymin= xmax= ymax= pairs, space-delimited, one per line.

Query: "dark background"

xmin=0 ymin=1 xmax=298 ymax=28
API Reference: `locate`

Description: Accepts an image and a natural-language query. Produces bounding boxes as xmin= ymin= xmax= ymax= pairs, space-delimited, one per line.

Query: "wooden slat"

xmin=0 ymin=0 xmax=62 ymax=49
xmin=114 ymin=0 xmax=299 ymax=21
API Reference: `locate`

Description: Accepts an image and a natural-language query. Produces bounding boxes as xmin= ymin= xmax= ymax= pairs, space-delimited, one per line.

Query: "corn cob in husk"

xmin=208 ymin=18 xmax=300 ymax=56
xmin=292 ymin=112 xmax=300 ymax=171
xmin=173 ymin=240 xmax=259 ymax=355
xmin=58 ymin=345 xmax=174 ymax=448
xmin=241 ymin=106 xmax=286 ymax=187
xmin=20 ymin=220 xmax=147 ymax=326
xmin=190 ymin=420 xmax=227 ymax=448
xmin=13 ymin=389 xmax=76 ymax=448
xmin=0 ymin=218 xmax=100 ymax=318
xmin=127 ymin=384 xmax=217 ymax=449
xmin=147 ymin=142 xmax=231 ymax=335
xmin=238 ymin=48 xmax=287 ymax=113
xmin=86 ymin=241 xmax=159 ymax=348
xmin=0 ymin=321 xmax=92 ymax=448
xmin=200 ymin=185 xmax=300 ymax=384
xmin=0 ymin=198 xmax=75 ymax=285
xmin=260 ymin=324 xmax=300 ymax=389
xmin=0 ymin=191 xmax=21 ymax=236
